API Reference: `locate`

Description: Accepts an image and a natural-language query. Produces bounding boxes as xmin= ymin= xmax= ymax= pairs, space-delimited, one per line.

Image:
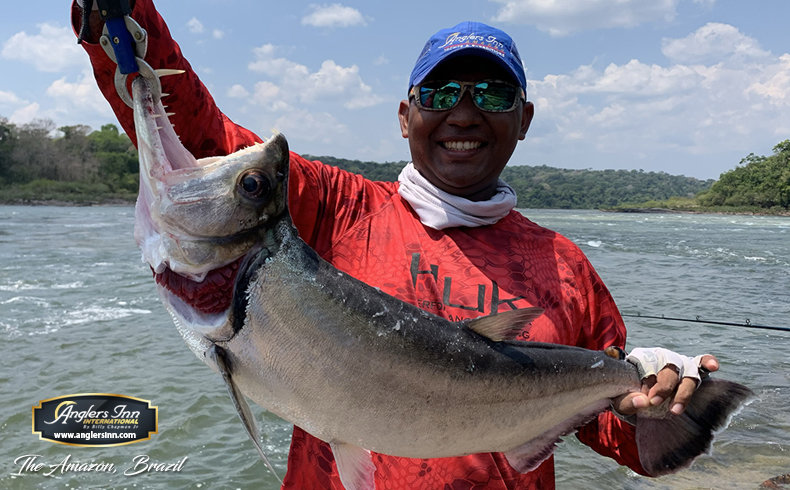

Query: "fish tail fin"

xmin=635 ymin=377 xmax=754 ymax=476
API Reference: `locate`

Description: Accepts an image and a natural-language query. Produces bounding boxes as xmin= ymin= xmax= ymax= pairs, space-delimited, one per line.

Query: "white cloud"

xmin=491 ymin=0 xmax=685 ymax=36
xmin=746 ymin=53 xmax=790 ymax=107
xmin=0 ymin=89 xmax=24 ymax=106
xmin=227 ymin=84 xmax=250 ymax=98
xmin=187 ymin=17 xmax=223 ymax=40
xmin=1 ymin=23 xmax=87 ymax=72
xmin=10 ymin=103 xmax=41 ymax=125
xmin=247 ymin=44 xmax=383 ymax=109
xmin=662 ymin=22 xmax=769 ymax=64
xmin=304 ymin=61 xmax=363 ymax=101
xmin=1 ymin=70 xmax=110 ymax=126
xmin=187 ymin=17 xmax=205 ymax=34
xmin=252 ymin=81 xmax=290 ymax=111
xmin=584 ymin=60 xmax=703 ymax=96
xmin=248 ymin=44 xmax=309 ymax=78
xmin=526 ymin=23 xmax=790 ymax=174
xmin=47 ymin=72 xmax=107 ymax=109
xmin=301 ymin=4 xmax=367 ymax=28
xmin=43 ymin=70 xmax=114 ymax=123
xmin=272 ymin=109 xmax=349 ymax=144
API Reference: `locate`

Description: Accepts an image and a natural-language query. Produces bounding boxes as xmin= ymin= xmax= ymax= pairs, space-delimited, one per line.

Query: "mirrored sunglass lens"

xmin=473 ymin=82 xmax=518 ymax=111
xmin=419 ymin=82 xmax=461 ymax=109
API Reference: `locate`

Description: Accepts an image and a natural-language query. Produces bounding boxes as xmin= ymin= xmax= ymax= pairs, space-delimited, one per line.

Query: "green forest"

xmin=1 ymin=116 xmax=788 ymax=214
xmin=304 ymin=155 xmax=715 ymax=210
xmin=0 ymin=118 xmax=138 ymax=204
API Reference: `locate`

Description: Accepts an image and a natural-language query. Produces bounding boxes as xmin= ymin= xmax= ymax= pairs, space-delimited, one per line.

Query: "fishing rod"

xmin=621 ymin=313 xmax=790 ymax=333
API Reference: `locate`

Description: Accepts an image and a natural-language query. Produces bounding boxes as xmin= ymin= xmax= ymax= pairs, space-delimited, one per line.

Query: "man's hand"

xmin=612 ymin=348 xmax=719 ymax=416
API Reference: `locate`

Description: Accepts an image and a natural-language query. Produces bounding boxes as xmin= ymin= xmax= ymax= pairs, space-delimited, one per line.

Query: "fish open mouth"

xmin=131 ymin=75 xmax=240 ymax=333
xmin=153 ymin=257 xmax=242 ymax=315
xmin=131 ymin=75 xmax=287 ymax=342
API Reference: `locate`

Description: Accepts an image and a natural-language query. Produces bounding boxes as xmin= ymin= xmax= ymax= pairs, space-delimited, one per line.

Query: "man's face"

xmin=398 ymin=56 xmax=533 ymax=201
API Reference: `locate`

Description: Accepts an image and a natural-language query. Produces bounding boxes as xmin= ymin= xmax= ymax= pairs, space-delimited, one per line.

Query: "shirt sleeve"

xmin=287 ymin=153 xmax=398 ymax=254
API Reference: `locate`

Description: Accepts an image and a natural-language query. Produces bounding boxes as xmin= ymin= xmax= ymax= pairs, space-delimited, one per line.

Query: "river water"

xmin=1 ymin=205 xmax=787 ymax=489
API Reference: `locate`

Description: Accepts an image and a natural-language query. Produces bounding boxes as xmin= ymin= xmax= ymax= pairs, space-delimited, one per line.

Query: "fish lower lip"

xmin=153 ymin=257 xmax=243 ymax=315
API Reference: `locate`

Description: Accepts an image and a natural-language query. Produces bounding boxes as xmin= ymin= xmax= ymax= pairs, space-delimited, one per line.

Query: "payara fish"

xmin=130 ymin=76 xmax=752 ymax=489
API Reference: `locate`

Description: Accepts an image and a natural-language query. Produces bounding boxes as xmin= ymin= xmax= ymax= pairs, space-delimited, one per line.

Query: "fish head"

xmin=131 ymin=76 xmax=289 ymax=345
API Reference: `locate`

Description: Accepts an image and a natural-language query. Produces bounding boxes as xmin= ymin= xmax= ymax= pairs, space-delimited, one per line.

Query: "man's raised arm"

xmin=70 ymin=0 xmax=261 ymax=157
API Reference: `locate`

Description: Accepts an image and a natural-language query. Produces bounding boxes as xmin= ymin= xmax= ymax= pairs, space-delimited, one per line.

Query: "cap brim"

xmin=410 ymin=47 xmax=523 ymax=89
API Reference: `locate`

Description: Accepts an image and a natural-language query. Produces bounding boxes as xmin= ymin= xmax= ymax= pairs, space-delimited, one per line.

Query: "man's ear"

xmin=519 ymin=101 xmax=534 ymax=140
xmin=398 ymin=99 xmax=410 ymax=139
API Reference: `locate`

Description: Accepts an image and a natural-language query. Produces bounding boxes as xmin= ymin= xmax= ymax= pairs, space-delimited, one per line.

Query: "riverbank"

xmin=4 ymin=196 xmax=789 ymax=216
xmin=605 ymin=206 xmax=790 ymax=217
xmin=0 ymin=183 xmax=136 ymax=207
xmin=0 ymin=198 xmax=134 ymax=206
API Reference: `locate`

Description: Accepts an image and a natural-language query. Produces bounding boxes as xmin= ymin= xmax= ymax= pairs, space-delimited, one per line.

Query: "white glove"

xmin=626 ymin=347 xmax=707 ymax=384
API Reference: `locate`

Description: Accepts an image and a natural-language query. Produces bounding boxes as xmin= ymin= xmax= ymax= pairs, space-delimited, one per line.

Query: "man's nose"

xmin=445 ymin=92 xmax=482 ymax=125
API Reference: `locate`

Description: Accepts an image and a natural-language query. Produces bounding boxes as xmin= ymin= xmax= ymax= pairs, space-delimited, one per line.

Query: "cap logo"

xmin=439 ymin=32 xmax=506 ymax=58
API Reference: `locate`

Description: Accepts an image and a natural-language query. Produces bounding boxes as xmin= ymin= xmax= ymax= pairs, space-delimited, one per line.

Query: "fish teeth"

xmin=155 ymin=68 xmax=186 ymax=78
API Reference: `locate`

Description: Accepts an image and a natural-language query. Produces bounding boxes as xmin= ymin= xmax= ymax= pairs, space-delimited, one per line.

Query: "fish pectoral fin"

xmin=504 ymin=399 xmax=609 ymax=473
xmin=330 ymin=441 xmax=376 ymax=490
xmin=464 ymin=307 xmax=544 ymax=342
xmin=208 ymin=344 xmax=282 ymax=484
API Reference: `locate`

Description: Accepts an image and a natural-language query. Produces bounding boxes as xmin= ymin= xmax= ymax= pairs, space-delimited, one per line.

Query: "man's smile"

xmin=441 ymin=140 xmax=484 ymax=151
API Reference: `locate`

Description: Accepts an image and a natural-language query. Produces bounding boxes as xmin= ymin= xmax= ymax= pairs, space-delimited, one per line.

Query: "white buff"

xmin=397 ymin=162 xmax=517 ymax=230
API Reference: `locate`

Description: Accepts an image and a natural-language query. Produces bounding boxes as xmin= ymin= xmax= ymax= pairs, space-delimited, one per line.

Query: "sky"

xmin=1 ymin=1 xmax=789 ymax=180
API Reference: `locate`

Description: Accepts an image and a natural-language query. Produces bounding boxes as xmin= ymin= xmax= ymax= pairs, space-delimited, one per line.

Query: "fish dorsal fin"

xmin=464 ymin=307 xmax=543 ymax=341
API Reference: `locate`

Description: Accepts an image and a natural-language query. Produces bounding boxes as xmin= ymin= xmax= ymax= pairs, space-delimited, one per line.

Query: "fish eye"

xmin=238 ymin=170 xmax=272 ymax=201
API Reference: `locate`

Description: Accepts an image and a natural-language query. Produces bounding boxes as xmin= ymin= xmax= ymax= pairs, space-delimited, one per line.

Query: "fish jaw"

xmin=130 ymin=75 xmax=290 ymax=341
xmin=131 ymin=76 xmax=198 ymax=278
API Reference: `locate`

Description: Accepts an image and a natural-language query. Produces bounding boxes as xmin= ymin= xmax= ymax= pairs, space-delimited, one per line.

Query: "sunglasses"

xmin=410 ymin=80 xmax=525 ymax=113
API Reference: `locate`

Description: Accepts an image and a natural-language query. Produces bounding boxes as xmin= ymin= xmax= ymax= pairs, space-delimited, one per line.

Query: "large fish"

xmin=130 ymin=76 xmax=752 ymax=489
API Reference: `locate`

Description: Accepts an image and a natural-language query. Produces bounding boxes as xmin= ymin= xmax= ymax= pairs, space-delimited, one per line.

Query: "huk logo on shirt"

xmin=409 ymin=252 xmax=531 ymax=322
xmin=32 ymin=394 xmax=158 ymax=447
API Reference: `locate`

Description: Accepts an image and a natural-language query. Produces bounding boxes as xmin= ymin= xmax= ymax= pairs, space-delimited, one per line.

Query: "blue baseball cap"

xmin=409 ymin=21 xmax=527 ymax=94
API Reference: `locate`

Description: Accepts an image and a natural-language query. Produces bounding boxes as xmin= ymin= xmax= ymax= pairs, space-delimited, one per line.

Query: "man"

xmin=72 ymin=1 xmax=718 ymax=488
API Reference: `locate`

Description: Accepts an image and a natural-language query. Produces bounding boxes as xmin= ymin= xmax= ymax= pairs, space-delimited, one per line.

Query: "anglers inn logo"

xmin=32 ymin=394 xmax=158 ymax=447
xmin=440 ymin=32 xmax=506 ymax=58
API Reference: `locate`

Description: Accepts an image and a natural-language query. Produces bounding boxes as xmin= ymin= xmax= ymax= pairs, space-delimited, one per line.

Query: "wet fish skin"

xmin=130 ymin=75 xmax=754 ymax=488
xmin=219 ymin=221 xmax=749 ymax=471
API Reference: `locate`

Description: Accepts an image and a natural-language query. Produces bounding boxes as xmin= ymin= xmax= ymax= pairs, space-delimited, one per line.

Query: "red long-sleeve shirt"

xmin=72 ymin=1 xmax=646 ymax=487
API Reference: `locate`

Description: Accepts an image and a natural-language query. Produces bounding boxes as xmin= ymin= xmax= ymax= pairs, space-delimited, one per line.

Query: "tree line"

xmin=0 ymin=117 xmax=138 ymax=203
xmin=696 ymin=140 xmax=790 ymax=211
xmin=1 ymin=115 xmax=787 ymax=213
xmin=306 ymin=154 xmax=715 ymax=209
